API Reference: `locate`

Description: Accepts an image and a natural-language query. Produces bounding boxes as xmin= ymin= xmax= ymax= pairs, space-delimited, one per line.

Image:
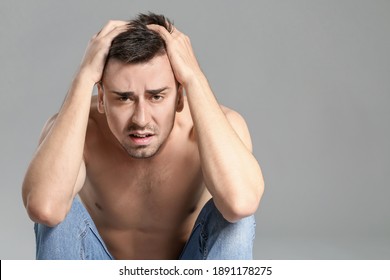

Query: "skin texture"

xmin=22 ymin=20 xmax=264 ymax=259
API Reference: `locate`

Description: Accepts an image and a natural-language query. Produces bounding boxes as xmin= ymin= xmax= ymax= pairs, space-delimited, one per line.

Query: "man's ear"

xmin=97 ymin=82 xmax=105 ymax=114
xmin=176 ymin=84 xmax=184 ymax=112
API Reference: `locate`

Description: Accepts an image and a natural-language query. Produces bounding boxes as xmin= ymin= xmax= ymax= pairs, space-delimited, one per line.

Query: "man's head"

xmin=105 ymin=13 xmax=173 ymax=69
xmin=97 ymin=13 xmax=184 ymax=159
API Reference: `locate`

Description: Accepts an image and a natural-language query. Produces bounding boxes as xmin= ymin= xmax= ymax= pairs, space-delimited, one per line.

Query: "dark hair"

xmin=107 ymin=12 xmax=173 ymax=64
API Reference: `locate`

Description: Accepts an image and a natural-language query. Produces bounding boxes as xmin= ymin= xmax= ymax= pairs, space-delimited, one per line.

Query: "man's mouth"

xmin=130 ymin=133 xmax=153 ymax=138
xmin=129 ymin=133 xmax=154 ymax=145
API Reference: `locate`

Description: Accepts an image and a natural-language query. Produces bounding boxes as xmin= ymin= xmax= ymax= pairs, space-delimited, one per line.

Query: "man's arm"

xmin=22 ymin=21 xmax=128 ymax=226
xmin=148 ymin=25 xmax=264 ymax=223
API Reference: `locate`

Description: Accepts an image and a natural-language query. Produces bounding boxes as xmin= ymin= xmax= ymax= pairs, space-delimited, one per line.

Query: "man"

xmin=22 ymin=13 xmax=264 ymax=260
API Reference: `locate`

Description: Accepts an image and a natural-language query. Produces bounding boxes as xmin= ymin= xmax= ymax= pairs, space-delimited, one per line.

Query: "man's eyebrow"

xmin=108 ymin=87 xmax=171 ymax=95
xmin=110 ymin=90 xmax=135 ymax=96
xmin=146 ymin=87 xmax=170 ymax=95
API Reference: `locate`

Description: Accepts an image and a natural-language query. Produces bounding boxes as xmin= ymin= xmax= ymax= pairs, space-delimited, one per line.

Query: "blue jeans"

xmin=35 ymin=197 xmax=255 ymax=260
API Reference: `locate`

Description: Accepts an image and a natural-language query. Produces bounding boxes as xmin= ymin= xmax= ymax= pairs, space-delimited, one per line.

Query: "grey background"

xmin=1 ymin=0 xmax=389 ymax=259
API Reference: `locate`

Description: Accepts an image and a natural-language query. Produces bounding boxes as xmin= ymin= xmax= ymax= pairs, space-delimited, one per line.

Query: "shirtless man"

xmin=22 ymin=13 xmax=264 ymax=260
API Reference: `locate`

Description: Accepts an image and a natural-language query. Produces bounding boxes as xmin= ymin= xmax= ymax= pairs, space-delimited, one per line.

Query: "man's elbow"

xmin=223 ymin=183 xmax=264 ymax=223
xmin=25 ymin=198 xmax=67 ymax=227
xmin=223 ymin=200 xmax=259 ymax=223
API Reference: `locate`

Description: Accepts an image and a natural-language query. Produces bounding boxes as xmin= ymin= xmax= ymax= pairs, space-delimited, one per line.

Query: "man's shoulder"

xmin=220 ymin=104 xmax=236 ymax=115
xmin=219 ymin=105 xmax=247 ymax=127
xmin=38 ymin=113 xmax=59 ymax=144
xmin=219 ymin=104 xmax=253 ymax=151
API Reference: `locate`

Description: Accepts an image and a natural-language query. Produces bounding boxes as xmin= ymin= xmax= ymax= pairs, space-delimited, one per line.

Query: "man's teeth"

xmin=132 ymin=134 xmax=149 ymax=138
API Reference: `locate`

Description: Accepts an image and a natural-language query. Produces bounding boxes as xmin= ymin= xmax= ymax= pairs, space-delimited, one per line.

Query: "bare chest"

xmin=79 ymin=144 xmax=209 ymax=259
xmin=80 ymin=137 xmax=207 ymax=230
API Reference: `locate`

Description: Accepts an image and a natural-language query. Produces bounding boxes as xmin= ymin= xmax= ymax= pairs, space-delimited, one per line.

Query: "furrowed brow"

xmin=111 ymin=90 xmax=135 ymax=96
xmin=107 ymin=87 xmax=170 ymax=96
xmin=146 ymin=87 xmax=170 ymax=95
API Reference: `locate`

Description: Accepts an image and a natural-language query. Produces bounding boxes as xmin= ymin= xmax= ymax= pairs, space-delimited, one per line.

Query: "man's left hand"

xmin=147 ymin=24 xmax=204 ymax=88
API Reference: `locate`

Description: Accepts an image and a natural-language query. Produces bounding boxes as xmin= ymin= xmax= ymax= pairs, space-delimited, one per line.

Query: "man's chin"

xmin=125 ymin=146 xmax=160 ymax=159
xmin=128 ymin=153 xmax=156 ymax=159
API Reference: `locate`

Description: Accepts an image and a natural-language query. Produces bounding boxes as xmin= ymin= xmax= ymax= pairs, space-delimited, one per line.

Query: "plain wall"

xmin=0 ymin=0 xmax=389 ymax=259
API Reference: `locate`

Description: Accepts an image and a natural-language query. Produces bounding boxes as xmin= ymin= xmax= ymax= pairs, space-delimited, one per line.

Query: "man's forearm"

xmin=22 ymin=74 xmax=93 ymax=225
xmin=185 ymin=75 xmax=264 ymax=223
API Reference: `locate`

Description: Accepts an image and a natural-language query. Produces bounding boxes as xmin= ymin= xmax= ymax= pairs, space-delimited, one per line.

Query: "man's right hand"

xmin=78 ymin=20 xmax=129 ymax=84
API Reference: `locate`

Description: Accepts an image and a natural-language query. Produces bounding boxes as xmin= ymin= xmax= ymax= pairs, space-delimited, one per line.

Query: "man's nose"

xmin=131 ymin=102 xmax=150 ymax=127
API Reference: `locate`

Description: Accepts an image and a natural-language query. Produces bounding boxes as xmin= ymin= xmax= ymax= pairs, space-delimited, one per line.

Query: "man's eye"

xmin=152 ymin=95 xmax=163 ymax=101
xmin=119 ymin=96 xmax=129 ymax=101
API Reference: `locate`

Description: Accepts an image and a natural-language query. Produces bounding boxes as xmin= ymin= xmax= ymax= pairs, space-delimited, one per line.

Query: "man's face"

xmin=98 ymin=54 xmax=183 ymax=159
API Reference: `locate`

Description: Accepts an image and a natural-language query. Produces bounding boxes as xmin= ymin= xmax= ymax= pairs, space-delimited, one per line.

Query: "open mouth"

xmin=129 ymin=133 xmax=154 ymax=145
xmin=130 ymin=133 xmax=153 ymax=138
